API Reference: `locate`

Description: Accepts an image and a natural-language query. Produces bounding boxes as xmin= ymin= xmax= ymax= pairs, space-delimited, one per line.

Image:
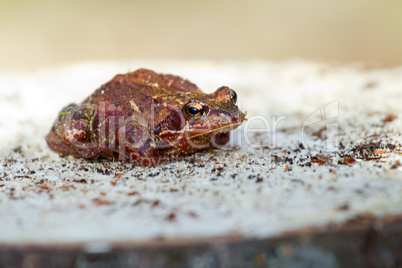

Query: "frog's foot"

xmin=117 ymin=121 xmax=164 ymax=167
xmin=210 ymin=132 xmax=231 ymax=148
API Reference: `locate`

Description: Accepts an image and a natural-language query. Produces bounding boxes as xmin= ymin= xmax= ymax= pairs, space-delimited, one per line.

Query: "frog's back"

xmin=126 ymin=68 xmax=201 ymax=94
xmin=82 ymin=69 xmax=201 ymax=122
xmin=85 ymin=69 xmax=201 ymax=102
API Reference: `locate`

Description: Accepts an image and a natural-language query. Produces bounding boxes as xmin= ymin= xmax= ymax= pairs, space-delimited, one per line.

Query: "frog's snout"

xmin=232 ymin=106 xmax=246 ymax=125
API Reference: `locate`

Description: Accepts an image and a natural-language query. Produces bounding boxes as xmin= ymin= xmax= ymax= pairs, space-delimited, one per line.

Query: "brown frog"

xmin=46 ymin=68 xmax=246 ymax=167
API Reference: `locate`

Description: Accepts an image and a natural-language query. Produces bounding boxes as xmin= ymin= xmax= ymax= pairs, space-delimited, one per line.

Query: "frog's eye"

xmin=214 ymin=86 xmax=238 ymax=105
xmin=230 ymin=89 xmax=237 ymax=104
xmin=184 ymin=101 xmax=206 ymax=121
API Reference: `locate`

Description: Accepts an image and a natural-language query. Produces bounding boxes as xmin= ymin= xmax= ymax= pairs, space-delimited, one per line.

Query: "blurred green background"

xmin=1 ymin=0 xmax=402 ymax=71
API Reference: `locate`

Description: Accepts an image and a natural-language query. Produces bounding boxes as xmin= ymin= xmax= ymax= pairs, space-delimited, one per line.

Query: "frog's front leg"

xmin=211 ymin=132 xmax=231 ymax=148
xmin=118 ymin=120 xmax=170 ymax=167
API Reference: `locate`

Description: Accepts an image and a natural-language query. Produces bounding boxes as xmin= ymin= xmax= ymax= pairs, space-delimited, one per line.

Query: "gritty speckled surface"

xmin=0 ymin=60 xmax=401 ymax=246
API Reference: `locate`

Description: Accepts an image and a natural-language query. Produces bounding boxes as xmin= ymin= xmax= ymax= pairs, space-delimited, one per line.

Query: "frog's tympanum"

xmin=46 ymin=69 xmax=246 ymax=166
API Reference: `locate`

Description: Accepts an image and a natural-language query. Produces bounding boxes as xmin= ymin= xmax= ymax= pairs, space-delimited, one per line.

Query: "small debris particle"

xmin=372 ymin=150 xmax=386 ymax=154
xmin=188 ymin=211 xmax=198 ymax=218
xmin=382 ymin=113 xmax=397 ymax=123
xmin=311 ymin=154 xmax=332 ymax=165
xmin=13 ymin=146 xmax=22 ymax=154
xmin=312 ymin=127 xmax=326 ymax=140
xmin=93 ymin=199 xmax=106 ymax=206
xmin=284 ymin=164 xmax=292 ymax=172
xmin=151 ymin=200 xmax=160 ymax=208
xmin=127 ymin=191 xmax=139 ymax=196
xmin=391 ymin=160 xmax=401 ymax=169
xmin=114 ymin=174 xmax=123 ymax=179
xmin=364 ymin=81 xmax=378 ymax=89
xmin=110 ymin=181 xmax=117 ymax=186
xmin=248 ymin=175 xmax=256 ymax=180
xmin=342 ymin=157 xmax=356 ymax=165
xmin=166 ymin=212 xmax=176 ymax=222
xmin=148 ymin=172 xmax=160 ymax=177
xmin=291 ymin=179 xmax=305 ymax=185
xmin=73 ymin=179 xmax=87 ymax=184
xmin=337 ymin=204 xmax=350 ymax=211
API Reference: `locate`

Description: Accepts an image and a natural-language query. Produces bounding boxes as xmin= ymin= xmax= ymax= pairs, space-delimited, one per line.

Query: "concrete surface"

xmin=0 ymin=60 xmax=401 ymax=247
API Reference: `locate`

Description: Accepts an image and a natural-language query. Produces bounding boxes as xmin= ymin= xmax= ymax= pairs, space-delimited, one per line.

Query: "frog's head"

xmin=155 ymin=86 xmax=246 ymax=150
xmin=46 ymin=104 xmax=95 ymax=157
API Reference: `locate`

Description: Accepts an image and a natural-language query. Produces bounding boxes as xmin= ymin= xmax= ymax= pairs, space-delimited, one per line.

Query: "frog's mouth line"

xmin=189 ymin=121 xmax=244 ymax=139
